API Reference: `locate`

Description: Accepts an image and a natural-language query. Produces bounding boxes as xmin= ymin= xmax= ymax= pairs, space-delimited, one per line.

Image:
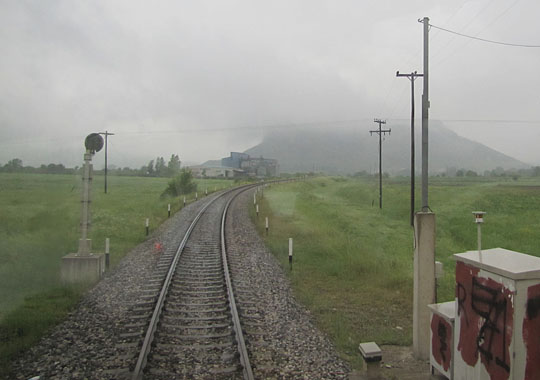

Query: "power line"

xmin=427 ymin=22 xmax=540 ymax=48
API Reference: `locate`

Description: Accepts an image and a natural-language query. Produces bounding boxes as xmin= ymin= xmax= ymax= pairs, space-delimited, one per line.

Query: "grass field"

xmin=0 ymin=172 xmax=233 ymax=373
xmin=251 ymin=176 xmax=540 ymax=368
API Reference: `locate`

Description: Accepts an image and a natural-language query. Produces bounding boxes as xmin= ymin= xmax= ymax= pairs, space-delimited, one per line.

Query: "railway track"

xmin=118 ymin=187 xmax=255 ymax=380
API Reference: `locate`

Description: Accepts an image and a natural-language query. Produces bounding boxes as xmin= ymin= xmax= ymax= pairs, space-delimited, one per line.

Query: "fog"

xmin=1 ymin=0 xmax=539 ymax=169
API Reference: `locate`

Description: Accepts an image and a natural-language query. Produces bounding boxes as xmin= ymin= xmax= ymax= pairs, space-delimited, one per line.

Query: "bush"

xmin=162 ymin=168 xmax=197 ymax=197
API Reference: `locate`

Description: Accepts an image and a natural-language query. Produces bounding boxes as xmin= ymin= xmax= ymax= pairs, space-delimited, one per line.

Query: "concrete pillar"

xmin=413 ymin=212 xmax=436 ymax=360
xmin=78 ymin=152 xmax=92 ymax=254
xmin=61 ymin=149 xmax=104 ymax=284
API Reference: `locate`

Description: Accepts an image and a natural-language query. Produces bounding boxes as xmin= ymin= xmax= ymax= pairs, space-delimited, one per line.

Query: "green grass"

xmin=252 ymin=176 xmax=540 ymax=368
xmin=0 ymin=172 xmax=234 ymax=375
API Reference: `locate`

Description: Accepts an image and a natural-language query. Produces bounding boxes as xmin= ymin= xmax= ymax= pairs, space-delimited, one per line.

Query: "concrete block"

xmin=359 ymin=342 xmax=382 ymax=378
xmin=61 ymin=252 xmax=105 ymax=284
xmin=413 ymin=212 xmax=436 ymax=360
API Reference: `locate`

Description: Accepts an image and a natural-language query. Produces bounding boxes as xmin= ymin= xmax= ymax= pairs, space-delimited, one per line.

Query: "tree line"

xmin=0 ymin=154 xmax=183 ymax=178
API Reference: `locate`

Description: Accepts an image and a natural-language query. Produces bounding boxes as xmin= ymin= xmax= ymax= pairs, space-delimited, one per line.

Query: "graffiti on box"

xmin=431 ymin=313 xmax=452 ymax=372
xmin=456 ymin=262 xmax=513 ymax=380
xmin=523 ymin=283 xmax=540 ymax=379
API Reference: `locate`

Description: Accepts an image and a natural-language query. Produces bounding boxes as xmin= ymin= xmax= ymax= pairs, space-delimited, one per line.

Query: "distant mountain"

xmin=243 ymin=120 xmax=527 ymax=174
xmin=200 ymin=159 xmax=221 ymax=167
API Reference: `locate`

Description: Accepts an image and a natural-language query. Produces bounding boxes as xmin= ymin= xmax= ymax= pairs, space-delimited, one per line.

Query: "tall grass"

xmin=252 ymin=177 xmax=540 ymax=368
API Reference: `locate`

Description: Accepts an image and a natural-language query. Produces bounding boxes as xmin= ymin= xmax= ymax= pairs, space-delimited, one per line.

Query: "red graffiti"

xmin=523 ymin=283 xmax=540 ymax=380
xmin=456 ymin=262 xmax=480 ymax=366
xmin=456 ymin=261 xmax=514 ymax=380
xmin=431 ymin=313 xmax=452 ymax=372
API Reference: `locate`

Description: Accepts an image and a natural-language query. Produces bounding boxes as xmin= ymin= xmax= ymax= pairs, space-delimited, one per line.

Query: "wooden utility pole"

xmin=370 ymin=119 xmax=391 ymax=209
xmin=99 ymin=131 xmax=115 ymax=194
xmin=396 ymin=71 xmax=423 ymax=225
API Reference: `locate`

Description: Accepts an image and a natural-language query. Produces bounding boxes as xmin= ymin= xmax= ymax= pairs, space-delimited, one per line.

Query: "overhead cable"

xmin=426 ymin=22 xmax=540 ymax=48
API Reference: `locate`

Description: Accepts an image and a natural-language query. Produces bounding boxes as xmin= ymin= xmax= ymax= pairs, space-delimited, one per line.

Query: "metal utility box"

xmin=453 ymin=248 xmax=540 ymax=380
xmin=428 ymin=301 xmax=455 ymax=379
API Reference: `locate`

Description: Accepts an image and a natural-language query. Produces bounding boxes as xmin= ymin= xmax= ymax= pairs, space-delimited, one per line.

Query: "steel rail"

xmin=131 ymin=190 xmax=231 ymax=380
xmin=221 ymin=187 xmax=255 ymax=380
xmin=131 ymin=180 xmax=291 ymax=379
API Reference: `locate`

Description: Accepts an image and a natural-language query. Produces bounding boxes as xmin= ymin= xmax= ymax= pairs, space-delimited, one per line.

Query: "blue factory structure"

xmin=221 ymin=152 xmax=279 ymax=177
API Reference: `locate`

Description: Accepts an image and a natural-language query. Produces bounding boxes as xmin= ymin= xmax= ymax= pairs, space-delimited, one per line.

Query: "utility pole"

xmin=98 ymin=131 xmax=115 ymax=194
xmin=412 ymin=17 xmax=435 ymax=361
xmin=420 ymin=17 xmax=430 ymax=211
xmin=370 ymin=119 xmax=391 ymax=209
xmin=396 ymin=71 xmax=423 ymax=226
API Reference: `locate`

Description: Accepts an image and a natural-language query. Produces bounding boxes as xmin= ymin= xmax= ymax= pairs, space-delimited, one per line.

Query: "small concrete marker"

xmin=253 ymin=192 xmax=256 ymax=206
xmin=168 ymin=203 xmax=171 ymax=218
xmin=196 ymin=192 xmax=198 ymax=200
xmin=256 ymin=204 xmax=259 ymax=217
xmin=183 ymin=196 xmax=186 ymax=207
xmin=205 ymin=188 xmax=208 ymax=196
xmin=265 ymin=217 xmax=269 ymax=234
xmin=145 ymin=218 xmax=149 ymax=236
xmin=105 ymin=238 xmax=110 ymax=270
xmin=359 ymin=342 xmax=382 ymax=378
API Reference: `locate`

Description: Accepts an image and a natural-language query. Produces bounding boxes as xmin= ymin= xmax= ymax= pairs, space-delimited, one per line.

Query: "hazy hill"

xmin=243 ymin=120 xmax=526 ymax=174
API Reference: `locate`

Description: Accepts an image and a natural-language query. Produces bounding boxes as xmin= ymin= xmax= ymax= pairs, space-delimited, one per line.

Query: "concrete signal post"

xmin=61 ymin=133 xmax=106 ymax=284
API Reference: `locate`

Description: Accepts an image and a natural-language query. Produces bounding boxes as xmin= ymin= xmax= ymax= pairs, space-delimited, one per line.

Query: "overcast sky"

xmin=1 ymin=0 xmax=539 ymax=169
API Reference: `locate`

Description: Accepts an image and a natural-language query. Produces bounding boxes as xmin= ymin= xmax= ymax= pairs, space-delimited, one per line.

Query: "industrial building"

xmin=221 ymin=152 xmax=279 ymax=177
xmin=189 ymin=165 xmax=243 ymax=178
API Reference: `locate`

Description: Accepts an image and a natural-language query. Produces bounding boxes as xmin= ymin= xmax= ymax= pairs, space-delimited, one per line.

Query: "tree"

xmin=3 ymin=158 xmax=23 ymax=172
xmin=155 ymin=156 xmax=167 ymax=177
xmin=146 ymin=160 xmax=155 ymax=176
xmin=162 ymin=168 xmax=197 ymax=197
xmin=167 ymin=154 xmax=181 ymax=177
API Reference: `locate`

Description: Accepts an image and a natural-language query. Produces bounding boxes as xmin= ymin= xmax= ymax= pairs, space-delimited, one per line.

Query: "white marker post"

xmin=168 ymin=203 xmax=171 ymax=218
xmin=289 ymin=238 xmax=293 ymax=270
xmin=105 ymin=238 xmax=110 ymax=270
xmin=183 ymin=196 xmax=186 ymax=207
xmin=253 ymin=192 xmax=256 ymax=206
xmin=145 ymin=218 xmax=149 ymax=236
xmin=473 ymin=211 xmax=486 ymax=262
xmin=205 ymin=188 xmax=208 ymax=196
xmin=256 ymin=204 xmax=259 ymax=217
xmin=265 ymin=217 xmax=269 ymax=235
xmin=196 ymin=192 xmax=198 ymax=200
